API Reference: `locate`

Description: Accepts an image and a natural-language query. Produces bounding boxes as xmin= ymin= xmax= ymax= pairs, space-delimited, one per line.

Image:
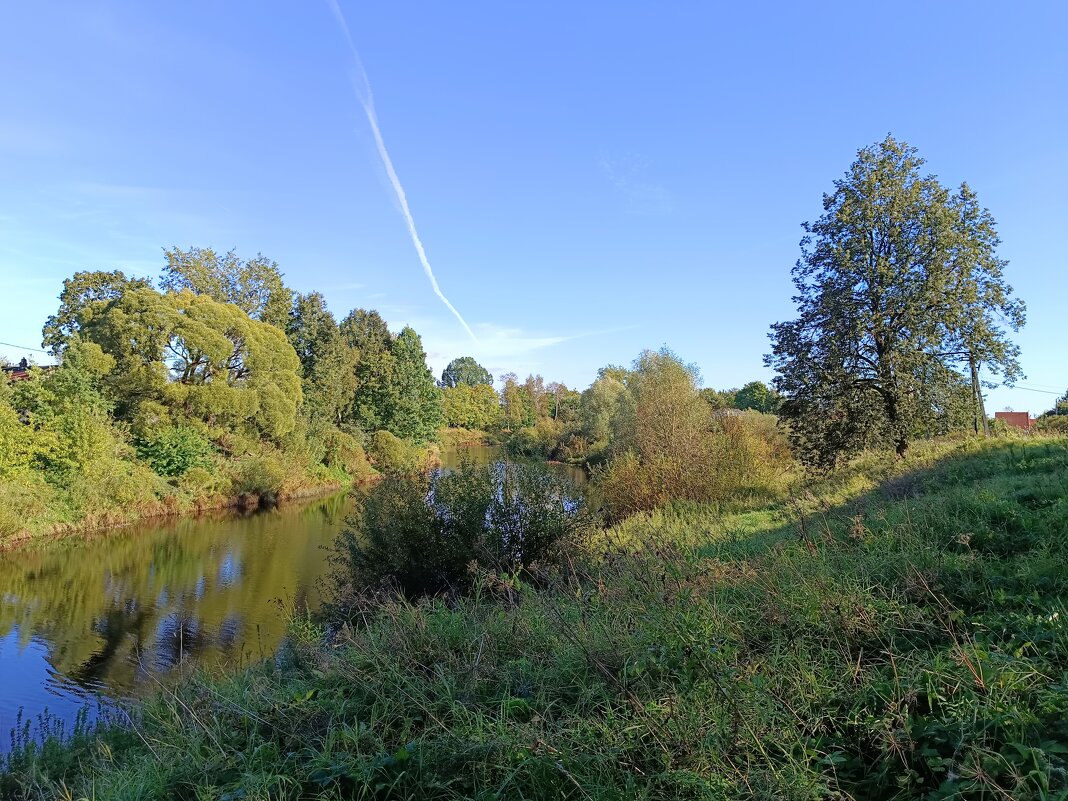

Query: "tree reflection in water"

xmin=0 ymin=493 xmax=353 ymax=735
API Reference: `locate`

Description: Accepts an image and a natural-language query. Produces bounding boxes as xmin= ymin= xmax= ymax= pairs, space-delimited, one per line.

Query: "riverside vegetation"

xmin=2 ymin=135 xmax=1066 ymax=799
xmin=3 ymin=437 xmax=1066 ymax=799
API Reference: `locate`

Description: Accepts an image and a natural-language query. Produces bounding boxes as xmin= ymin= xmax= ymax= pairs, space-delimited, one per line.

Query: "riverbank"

xmin=0 ymin=472 xmax=354 ymax=552
xmin=5 ymin=436 xmax=1066 ymax=799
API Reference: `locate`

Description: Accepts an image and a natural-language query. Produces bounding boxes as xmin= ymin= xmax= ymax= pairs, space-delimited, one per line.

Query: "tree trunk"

xmin=969 ymin=354 xmax=990 ymax=437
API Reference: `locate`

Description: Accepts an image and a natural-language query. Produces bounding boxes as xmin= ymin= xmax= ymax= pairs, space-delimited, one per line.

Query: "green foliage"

xmin=596 ymin=350 xmax=794 ymax=519
xmin=286 ymin=292 xmax=358 ymax=424
xmin=72 ymin=286 xmax=303 ymax=441
xmin=340 ymin=308 xmax=399 ymax=433
xmin=440 ymin=355 xmax=493 ymax=388
xmin=233 ymin=452 xmax=287 ymax=498
xmin=7 ymin=250 xmax=468 ymax=540
xmin=767 ymin=135 xmax=1025 ymax=466
xmin=367 ymin=430 xmax=427 ymax=476
xmin=700 ymin=386 xmax=737 ymax=410
xmin=1034 ymin=414 xmax=1068 ymax=434
xmin=579 ymin=370 xmax=629 ymax=451
xmin=313 ymin=425 xmax=375 ymax=480
xmin=0 ymin=405 xmax=42 ymax=478
xmin=160 ymin=246 xmax=292 ymax=328
xmin=388 ymin=327 xmax=443 ymax=442
xmin=41 ymin=269 xmax=153 ymax=355
xmin=9 ymin=439 xmax=1068 ymax=800
xmin=499 ymin=373 xmax=536 ymax=430
xmin=442 ymin=383 xmax=501 ymax=430
xmin=505 ymin=419 xmax=563 ymax=459
xmin=1042 ymin=388 xmax=1068 ymax=417
xmin=330 ymin=460 xmax=591 ymax=602
xmin=135 ymin=425 xmax=215 ymax=477
xmin=734 ymin=380 xmax=779 ymax=413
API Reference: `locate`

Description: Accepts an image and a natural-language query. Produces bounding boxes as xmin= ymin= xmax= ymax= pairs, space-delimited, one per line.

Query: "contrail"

xmin=325 ymin=0 xmax=479 ymax=344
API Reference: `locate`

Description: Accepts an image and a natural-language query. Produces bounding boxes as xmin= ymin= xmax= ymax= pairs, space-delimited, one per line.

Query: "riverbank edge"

xmin=0 ymin=475 xmax=363 ymax=553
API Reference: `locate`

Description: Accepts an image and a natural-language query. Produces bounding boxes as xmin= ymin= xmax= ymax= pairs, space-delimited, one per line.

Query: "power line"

xmin=1013 ymin=385 xmax=1062 ymax=395
xmin=0 ymin=340 xmax=48 ymax=354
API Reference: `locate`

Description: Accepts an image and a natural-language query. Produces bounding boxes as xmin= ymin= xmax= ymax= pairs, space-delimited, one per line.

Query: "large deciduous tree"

xmin=442 ymin=384 xmax=502 ymax=430
xmin=440 ymin=356 xmax=493 ymax=388
xmin=160 ymin=246 xmax=292 ymax=329
xmin=42 ymin=270 xmax=154 ymax=355
xmin=66 ymin=286 xmax=302 ymax=441
xmin=734 ymin=381 xmax=780 ymax=414
xmin=766 ymin=136 xmax=1025 ymax=467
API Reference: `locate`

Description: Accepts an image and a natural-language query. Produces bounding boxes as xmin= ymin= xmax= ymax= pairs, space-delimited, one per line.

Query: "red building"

xmin=1 ymin=358 xmax=32 ymax=382
xmin=994 ymin=411 xmax=1032 ymax=430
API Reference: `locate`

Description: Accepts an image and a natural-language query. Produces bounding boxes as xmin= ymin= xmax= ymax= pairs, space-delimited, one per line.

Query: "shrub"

xmin=0 ymin=405 xmax=44 ymax=477
xmin=329 ymin=460 xmax=592 ymax=603
xmin=504 ymin=420 xmax=561 ymax=459
xmin=320 ymin=428 xmax=375 ymax=479
xmin=176 ymin=465 xmax=227 ymax=499
xmin=136 ymin=424 xmax=215 ymax=477
xmin=597 ymin=410 xmax=795 ymax=521
xmin=233 ymin=453 xmax=287 ymax=499
xmin=1034 ymin=414 xmax=1068 ymax=434
xmin=368 ymin=430 xmax=426 ymax=475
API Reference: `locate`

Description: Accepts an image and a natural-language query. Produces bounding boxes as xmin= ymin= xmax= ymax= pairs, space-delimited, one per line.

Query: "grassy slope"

xmin=3 ymin=438 xmax=1067 ymax=800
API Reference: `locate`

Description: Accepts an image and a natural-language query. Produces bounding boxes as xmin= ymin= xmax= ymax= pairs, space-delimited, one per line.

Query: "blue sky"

xmin=1 ymin=1 xmax=1065 ymax=412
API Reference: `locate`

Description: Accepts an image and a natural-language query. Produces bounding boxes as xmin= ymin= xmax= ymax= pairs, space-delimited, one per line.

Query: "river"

xmin=0 ymin=446 xmax=586 ymax=744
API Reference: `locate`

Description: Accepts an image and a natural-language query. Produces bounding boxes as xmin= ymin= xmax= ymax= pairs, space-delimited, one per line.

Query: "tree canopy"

xmin=42 ymin=270 xmax=154 ymax=355
xmin=160 ymin=247 xmax=292 ymax=329
xmin=72 ymin=286 xmax=302 ymax=441
xmin=766 ymin=135 xmax=1025 ymax=466
xmin=441 ymin=357 xmax=493 ymax=388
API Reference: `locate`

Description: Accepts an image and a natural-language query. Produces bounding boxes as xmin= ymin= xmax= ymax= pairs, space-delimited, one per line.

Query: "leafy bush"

xmin=136 ymin=424 xmax=215 ymax=477
xmin=233 ymin=453 xmax=287 ymax=499
xmin=0 ymin=405 xmax=47 ymax=477
xmin=597 ymin=409 xmax=795 ymax=520
xmin=319 ymin=427 xmax=375 ymax=479
xmin=330 ymin=460 xmax=592 ymax=603
xmin=367 ymin=429 xmax=426 ymax=475
xmin=504 ymin=420 xmax=561 ymax=459
xmin=1034 ymin=414 xmax=1068 ymax=434
xmin=176 ymin=465 xmax=227 ymax=499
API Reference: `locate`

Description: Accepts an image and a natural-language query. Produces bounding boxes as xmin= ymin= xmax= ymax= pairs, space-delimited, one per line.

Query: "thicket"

xmin=329 ymin=460 xmax=593 ymax=605
xmin=595 ymin=350 xmax=794 ymax=520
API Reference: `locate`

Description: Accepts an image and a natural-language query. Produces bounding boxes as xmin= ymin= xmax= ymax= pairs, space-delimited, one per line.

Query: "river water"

xmin=0 ymin=446 xmax=585 ymax=743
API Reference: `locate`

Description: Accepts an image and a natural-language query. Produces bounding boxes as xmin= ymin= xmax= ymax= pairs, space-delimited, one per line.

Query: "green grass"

xmin=3 ymin=437 xmax=1067 ymax=800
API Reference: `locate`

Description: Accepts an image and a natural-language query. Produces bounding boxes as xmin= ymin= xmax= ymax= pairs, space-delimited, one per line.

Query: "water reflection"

xmin=0 ymin=493 xmax=353 ymax=740
xmin=438 ymin=444 xmax=590 ymax=487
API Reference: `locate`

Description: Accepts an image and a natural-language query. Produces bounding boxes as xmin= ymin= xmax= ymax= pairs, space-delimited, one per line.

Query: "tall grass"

xmin=3 ymin=437 xmax=1067 ymax=800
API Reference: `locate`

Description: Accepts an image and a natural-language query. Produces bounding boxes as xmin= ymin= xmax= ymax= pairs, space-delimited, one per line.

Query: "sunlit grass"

xmin=4 ymin=436 xmax=1067 ymax=800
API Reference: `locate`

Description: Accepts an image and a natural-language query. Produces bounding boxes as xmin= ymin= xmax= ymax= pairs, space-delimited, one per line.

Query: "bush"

xmin=1034 ymin=414 xmax=1068 ymax=434
xmin=136 ymin=424 xmax=215 ymax=477
xmin=320 ymin=428 xmax=375 ymax=479
xmin=0 ymin=405 xmax=46 ymax=477
xmin=329 ymin=460 xmax=592 ymax=603
xmin=232 ymin=453 xmax=287 ymax=499
xmin=367 ymin=430 xmax=426 ymax=475
xmin=504 ymin=420 xmax=561 ymax=459
xmin=597 ymin=410 xmax=795 ymax=521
